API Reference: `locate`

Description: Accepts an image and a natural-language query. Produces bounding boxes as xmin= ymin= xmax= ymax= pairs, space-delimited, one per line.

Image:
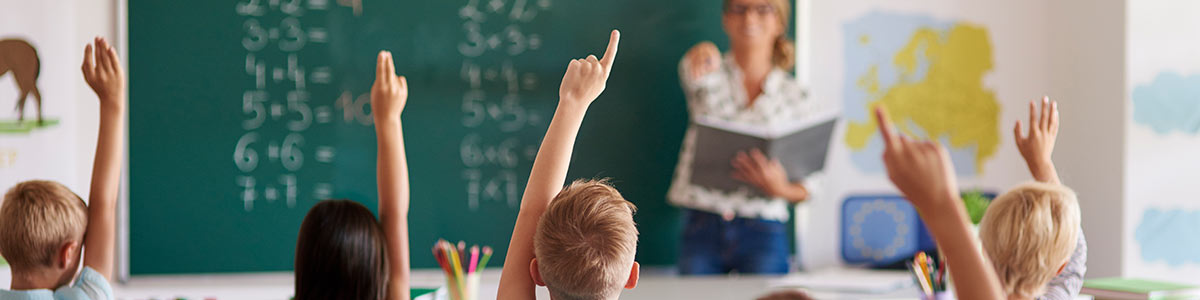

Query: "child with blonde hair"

xmin=497 ymin=30 xmax=641 ymax=300
xmin=989 ymin=97 xmax=1086 ymax=300
xmin=876 ymin=97 xmax=1083 ymax=300
xmin=0 ymin=37 xmax=125 ymax=299
xmin=980 ymin=182 xmax=1080 ymax=298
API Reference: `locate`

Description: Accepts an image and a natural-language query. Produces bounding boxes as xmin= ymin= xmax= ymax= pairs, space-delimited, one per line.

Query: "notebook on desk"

xmin=1082 ymin=278 xmax=1200 ymax=300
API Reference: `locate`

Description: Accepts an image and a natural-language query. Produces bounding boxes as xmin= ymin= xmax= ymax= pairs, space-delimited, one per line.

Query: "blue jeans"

xmin=678 ymin=209 xmax=790 ymax=275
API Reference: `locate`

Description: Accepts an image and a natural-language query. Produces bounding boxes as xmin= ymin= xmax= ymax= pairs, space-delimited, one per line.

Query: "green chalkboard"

xmin=129 ymin=0 xmax=749 ymax=274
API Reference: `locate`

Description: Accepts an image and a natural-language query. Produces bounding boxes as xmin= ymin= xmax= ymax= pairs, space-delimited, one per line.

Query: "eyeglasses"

xmin=725 ymin=3 xmax=776 ymax=16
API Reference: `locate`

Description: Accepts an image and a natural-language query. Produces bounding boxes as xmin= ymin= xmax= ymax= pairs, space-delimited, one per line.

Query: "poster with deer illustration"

xmin=0 ymin=1 xmax=89 ymax=195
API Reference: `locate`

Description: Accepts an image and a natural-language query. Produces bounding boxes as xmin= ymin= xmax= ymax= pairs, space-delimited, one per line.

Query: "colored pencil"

xmin=433 ymin=245 xmax=448 ymax=274
xmin=479 ymin=246 xmax=494 ymax=271
xmin=469 ymin=246 xmax=480 ymax=274
xmin=449 ymin=244 xmax=466 ymax=298
xmin=458 ymin=241 xmax=467 ymax=268
xmin=432 ymin=240 xmax=492 ymax=300
xmin=911 ymin=259 xmax=932 ymax=296
xmin=926 ymin=253 xmax=936 ymax=290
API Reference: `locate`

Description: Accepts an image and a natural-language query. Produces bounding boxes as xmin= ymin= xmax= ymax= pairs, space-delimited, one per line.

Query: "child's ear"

xmin=57 ymin=240 xmax=80 ymax=270
xmin=530 ymin=258 xmax=547 ymax=287
xmin=1057 ymin=262 xmax=1067 ymax=276
xmin=624 ymin=261 xmax=640 ymax=289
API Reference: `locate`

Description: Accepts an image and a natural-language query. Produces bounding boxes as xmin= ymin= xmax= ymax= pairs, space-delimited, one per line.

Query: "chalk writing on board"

xmin=459 ymin=0 xmax=551 ymax=211
xmin=233 ymin=0 xmax=356 ymax=211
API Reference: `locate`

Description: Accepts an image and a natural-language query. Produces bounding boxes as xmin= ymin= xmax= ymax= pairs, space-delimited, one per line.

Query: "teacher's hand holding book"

xmin=732 ymin=148 xmax=809 ymax=203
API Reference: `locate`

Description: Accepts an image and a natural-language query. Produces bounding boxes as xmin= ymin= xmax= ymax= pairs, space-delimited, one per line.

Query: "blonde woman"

xmin=669 ymin=0 xmax=815 ymax=274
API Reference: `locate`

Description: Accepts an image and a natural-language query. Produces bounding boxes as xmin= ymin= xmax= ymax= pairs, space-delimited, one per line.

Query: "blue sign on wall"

xmin=841 ymin=195 xmax=937 ymax=266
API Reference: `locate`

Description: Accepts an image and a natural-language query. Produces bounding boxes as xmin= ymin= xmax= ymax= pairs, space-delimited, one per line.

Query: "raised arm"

xmin=875 ymin=107 xmax=1005 ymax=300
xmin=1019 ymin=98 xmax=1087 ymax=300
xmin=81 ymin=37 xmax=125 ymax=280
xmin=1014 ymin=96 xmax=1061 ymax=184
xmin=681 ymin=41 xmax=721 ymax=82
xmin=371 ymin=51 xmax=411 ymax=300
xmin=497 ymin=30 xmax=620 ymax=300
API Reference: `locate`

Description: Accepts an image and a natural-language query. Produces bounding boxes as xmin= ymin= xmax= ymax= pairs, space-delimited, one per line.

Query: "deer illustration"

xmin=0 ymin=39 xmax=43 ymax=124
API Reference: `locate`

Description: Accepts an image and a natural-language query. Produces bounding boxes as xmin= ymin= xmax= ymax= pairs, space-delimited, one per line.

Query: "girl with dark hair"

xmin=294 ymin=51 xmax=412 ymax=300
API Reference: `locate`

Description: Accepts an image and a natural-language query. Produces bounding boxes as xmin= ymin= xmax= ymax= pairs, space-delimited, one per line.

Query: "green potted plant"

xmin=961 ymin=190 xmax=993 ymax=225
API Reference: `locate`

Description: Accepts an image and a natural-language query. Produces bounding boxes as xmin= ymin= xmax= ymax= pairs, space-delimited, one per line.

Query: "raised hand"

xmin=1014 ymin=96 xmax=1061 ymax=184
xmin=877 ymin=106 xmax=1007 ymax=300
xmin=81 ymin=36 xmax=127 ymax=280
xmin=81 ymin=37 xmax=125 ymax=109
xmin=370 ymin=49 xmax=413 ymax=300
xmin=876 ymin=106 xmax=960 ymax=211
xmin=684 ymin=41 xmax=721 ymax=80
xmin=499 ymin=29 xmax=622 ymax=300
xmin=559 ymin=30 xmax=619 ymax=108
xmin=371 ymin=51 xmax=408 ymax=121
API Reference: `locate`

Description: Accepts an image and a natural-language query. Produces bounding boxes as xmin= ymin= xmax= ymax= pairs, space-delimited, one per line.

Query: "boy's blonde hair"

xmin=535 ymin=179 xmax=638 ymax=300
xmin=979 ymin=182 xmax=1080 ymax=299
xmin=0 ymin=180 xmax=88 ymax=270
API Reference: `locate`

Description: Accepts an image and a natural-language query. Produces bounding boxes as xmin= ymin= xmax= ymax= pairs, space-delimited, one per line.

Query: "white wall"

xmin=0 ymin=0 xmax=116 ymax=193
xmin=1124 ymin=0 xmax=1200 ymax=284
xmin=1047 ymin=0 xmax=1128 ymax=279
xmin=1 ymin=1 xmax=81 ymax=189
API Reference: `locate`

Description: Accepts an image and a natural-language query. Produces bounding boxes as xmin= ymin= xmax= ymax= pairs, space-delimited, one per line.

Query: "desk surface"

xmin=112 ymin=269 xmax=930 ymax=300
xmin=0 ymin=266 xmax=1093 ymax=300
xmin=107 ymin=269 xmax=928 ymax=300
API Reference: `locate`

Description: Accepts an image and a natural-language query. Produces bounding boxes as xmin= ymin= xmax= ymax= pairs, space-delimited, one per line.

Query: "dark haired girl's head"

xmin=295 ymin=199 xmax=388 ymax=300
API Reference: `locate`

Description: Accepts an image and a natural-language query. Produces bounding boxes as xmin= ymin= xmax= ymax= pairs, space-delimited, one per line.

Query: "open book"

xmin=689 ymin=110 xmax=839 ymax=198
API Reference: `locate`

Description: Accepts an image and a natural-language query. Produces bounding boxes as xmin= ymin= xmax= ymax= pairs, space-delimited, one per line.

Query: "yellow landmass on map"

xmin=845 ymin=23 xmax=1000 ymax=173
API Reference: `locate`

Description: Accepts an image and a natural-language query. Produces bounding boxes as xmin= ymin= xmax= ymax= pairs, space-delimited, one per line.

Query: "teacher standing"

xmin=669 ymin=0 xmax=818 ymax=275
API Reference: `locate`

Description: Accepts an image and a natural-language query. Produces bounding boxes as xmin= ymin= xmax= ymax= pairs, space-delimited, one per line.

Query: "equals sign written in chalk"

xmin=313 ymin=183 xmax=334 ymax=200
xmin=314 ymin=105 xmax=333 ymax=124
xmin=308 ymin=28 xmax=329 ymax=43
xmin=311 ymin=67 xmax=333 ymax=84
xmin=308 ymin=0 xmax=329 ymax=10
xmin=315 ymin=146 xmax=336 ymax=163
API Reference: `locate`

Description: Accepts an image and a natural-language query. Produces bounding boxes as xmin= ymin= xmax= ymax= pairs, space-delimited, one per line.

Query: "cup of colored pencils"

xmin=908 ymin=251 xmax=950 ymax=300
xmin=433 ymin=239 xmax=492 ymax=300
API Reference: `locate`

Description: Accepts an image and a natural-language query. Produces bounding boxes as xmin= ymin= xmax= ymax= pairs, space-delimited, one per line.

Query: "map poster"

xmin=801 ymin=0 xmax=1051 ymax=269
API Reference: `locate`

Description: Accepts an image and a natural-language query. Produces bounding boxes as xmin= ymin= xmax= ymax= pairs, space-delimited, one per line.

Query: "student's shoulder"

xmin=0 ymin=288 xmax=54 ymax=300
xmin=51 ymin=267 xmax=114 ymax=300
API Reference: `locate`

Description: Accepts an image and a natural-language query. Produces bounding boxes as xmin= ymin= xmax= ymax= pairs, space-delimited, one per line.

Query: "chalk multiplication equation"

xmin=457 ymin=0 xmax=553 ymax=211
xmin=233 ymin=0 xmax=362 ymax=212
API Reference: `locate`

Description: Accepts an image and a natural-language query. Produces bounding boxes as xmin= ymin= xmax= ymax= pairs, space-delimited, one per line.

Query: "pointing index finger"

xmin=376 ymin=51 xmax=388 ymax=79
xmin=600 ymin=29 xmax=620 ymax=72
xmin=875 ymin=106 xmax=898 ymax=150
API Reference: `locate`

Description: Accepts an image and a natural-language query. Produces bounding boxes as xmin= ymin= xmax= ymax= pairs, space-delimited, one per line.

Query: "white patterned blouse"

xmin=668 ymin=52 xmax=825 ymax=222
